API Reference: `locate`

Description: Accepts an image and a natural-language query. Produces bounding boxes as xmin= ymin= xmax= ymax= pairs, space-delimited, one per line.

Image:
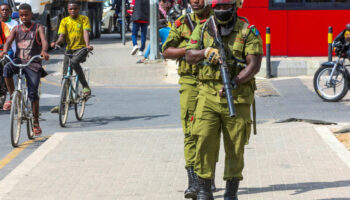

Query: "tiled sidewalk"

xmin=1 ymin=123 xmax=350 ymax=200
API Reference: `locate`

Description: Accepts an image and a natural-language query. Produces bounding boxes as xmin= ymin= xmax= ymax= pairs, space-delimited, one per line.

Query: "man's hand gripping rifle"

xmin=208 ymin=16 xmax=236 ymax=117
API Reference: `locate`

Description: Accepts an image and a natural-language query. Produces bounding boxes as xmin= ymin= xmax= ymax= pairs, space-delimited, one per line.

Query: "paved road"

xmin=1 ymin=33 xmax=350 ymax=188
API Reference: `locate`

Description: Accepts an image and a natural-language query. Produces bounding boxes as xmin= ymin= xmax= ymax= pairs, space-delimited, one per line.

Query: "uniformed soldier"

xmin=162 ymin=0 xmax=213 ymax=199
xmin=185 ymin=0 xmax=263 ymax=199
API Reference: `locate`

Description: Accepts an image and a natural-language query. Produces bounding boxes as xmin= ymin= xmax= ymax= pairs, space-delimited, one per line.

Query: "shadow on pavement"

xmin=63 ymin=114 xmax=170 ymax=128
xmin=215 ymin=180 xmax=350 ymax=198
xmin=25 ymin=137 xmax=49 ymax=149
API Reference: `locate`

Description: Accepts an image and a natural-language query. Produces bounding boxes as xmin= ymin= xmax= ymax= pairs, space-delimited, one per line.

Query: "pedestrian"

xmin=130 ymin=0 xmax=150 ymax=56
xmin=159 ymin=0 xmax=172 ymax=20
xmin=137 ymin=19 xmax=170 ymax=63
xmin=0 ymin=3 xmax=18 ymax=58
xmin=0 ymin=3 xmax=50 ymax=135
xmin=185 ymin=0 xmax=263 ymax=199
xmin=0 ymin=4 xmax=11 ymax=109
xmin=162 ymin=0 xmax=215 ymax=198
xmin=50 ymin=0 xmax=93 ymax=113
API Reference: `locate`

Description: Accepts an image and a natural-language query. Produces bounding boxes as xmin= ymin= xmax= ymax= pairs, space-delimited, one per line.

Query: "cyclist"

xmin=50 ymin=1 xmax=93 ymax=114
xmin=0 ymin=3 xmax=49 ymax=135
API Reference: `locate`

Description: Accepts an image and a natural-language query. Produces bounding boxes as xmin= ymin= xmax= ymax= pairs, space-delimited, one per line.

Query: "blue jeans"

xmin=132 ymin=22 xmax=148 ymax=52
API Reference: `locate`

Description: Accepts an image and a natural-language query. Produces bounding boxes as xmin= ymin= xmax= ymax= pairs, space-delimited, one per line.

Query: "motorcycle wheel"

xmin=313 ymin=65 xmax=349 ymax=102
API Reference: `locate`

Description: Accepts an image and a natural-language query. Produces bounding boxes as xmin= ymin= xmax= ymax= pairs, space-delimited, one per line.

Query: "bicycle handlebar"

xmin=4 ymin=55 xmax=42 ymax=68
xmin=54 ymin=45 xmax=91 ymax=57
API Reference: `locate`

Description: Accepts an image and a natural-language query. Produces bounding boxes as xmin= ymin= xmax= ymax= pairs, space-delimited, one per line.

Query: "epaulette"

xmin=242 ymin=23 xmax=249 ymax=37
xmin=200 ymin=19 xmax=207 ymax=24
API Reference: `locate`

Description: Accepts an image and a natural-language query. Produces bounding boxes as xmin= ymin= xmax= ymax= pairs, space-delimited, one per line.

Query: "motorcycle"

xmin=313 ymin=41 xmax=350 ymax=102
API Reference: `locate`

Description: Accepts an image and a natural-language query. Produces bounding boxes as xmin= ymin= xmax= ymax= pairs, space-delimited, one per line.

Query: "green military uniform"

xmin=186 ymin=19 xmax=263 ymax=180
xmin=163 ymin=13 xmax=207 ymax=168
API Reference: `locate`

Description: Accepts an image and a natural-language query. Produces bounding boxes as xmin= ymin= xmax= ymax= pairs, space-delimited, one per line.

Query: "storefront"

xmin=238 ymin=0 xmax=350 ymax=56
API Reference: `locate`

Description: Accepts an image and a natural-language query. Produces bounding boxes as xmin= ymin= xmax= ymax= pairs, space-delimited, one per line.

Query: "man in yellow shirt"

xmin=51 ymin=0 xmax=93 ymax=98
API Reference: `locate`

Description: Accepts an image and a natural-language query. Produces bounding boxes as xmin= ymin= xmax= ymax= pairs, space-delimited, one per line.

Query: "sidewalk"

xmin=44 ymin=35 xmax=170 ymax=87
xmin=1 ymin=122 xmax=350 ymax=200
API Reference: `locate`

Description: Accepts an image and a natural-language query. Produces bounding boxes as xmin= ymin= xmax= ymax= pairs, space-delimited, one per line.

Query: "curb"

xmin=314 ymin=126 xmax=350 ymax=168
xmin=0 ymin=132 xmax=69 ymax=199
xmin=163 ymin=57 xmax=327 ymax=84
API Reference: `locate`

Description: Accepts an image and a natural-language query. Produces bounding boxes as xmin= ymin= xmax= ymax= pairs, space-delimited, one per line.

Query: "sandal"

xmin=82 ymin=87 xmax=91 ymax=97
xmin=3 ymin=100 xmax=11 ymax=111
xmin=33 ymin=123 xmax=42 ymax=136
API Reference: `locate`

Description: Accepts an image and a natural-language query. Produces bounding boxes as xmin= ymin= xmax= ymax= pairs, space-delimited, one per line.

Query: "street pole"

xmin=122 ymin=0 xmax=126 ymax=45
xmin=328 ymin=26 xmax=333 ymax=62
xmin=266 ymin=27 xmax=272 ymax=78
xmin=149 ymin=0 xmax=159 ymax=60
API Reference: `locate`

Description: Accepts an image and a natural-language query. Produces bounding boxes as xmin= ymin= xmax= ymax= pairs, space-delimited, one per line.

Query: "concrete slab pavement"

xmin=1 ymin=122 xmax=350 ymax=199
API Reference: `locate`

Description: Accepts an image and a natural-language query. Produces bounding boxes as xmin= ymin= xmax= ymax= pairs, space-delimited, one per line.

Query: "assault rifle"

xmin=208 ymin=16 xmax=236 ymax=117
xmin=185 ymin=13 xmax=195 ymax=32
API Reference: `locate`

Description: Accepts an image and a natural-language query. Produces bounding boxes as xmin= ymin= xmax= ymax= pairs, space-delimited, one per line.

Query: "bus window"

xmin=305 ymin=0 xmax=332 ymax=2
xmin=270 ymin=0 xmax=350 ymax=9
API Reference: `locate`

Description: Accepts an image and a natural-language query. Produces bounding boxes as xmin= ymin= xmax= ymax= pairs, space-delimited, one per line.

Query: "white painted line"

xmin=40 ymin=93 xmax=60 ymax=98
xmin=314 ymin=126 xmax=350 ymax=168
xmin=0 ymin=132 xmax=69 ymax=199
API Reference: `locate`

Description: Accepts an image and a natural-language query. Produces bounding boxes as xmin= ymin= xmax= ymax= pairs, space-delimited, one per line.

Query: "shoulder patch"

xmin=200 ymin=19 xmax=207 ymax=24
xmin=248 ymin=24 xmax=260 ymax=36
xmin=190 ymin=39 xmax=198 ymax=44
xmin=175 ymin=20 xmax=182 ymax=28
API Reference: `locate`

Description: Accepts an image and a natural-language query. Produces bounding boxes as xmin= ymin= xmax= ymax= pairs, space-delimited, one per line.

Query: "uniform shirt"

xmin=58 ymin=15 xmax=91 ymax=50
xmin=186 ymin=19 xmax=263 ymax=105
xmin=5 ymin=18 xmax=18 ymax=53
xmin=162 ymin=13 xmax=207 ymax=79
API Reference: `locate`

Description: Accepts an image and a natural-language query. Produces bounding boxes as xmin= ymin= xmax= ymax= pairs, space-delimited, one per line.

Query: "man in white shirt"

xmin=0 ymin=3 xmax=18 ymax=57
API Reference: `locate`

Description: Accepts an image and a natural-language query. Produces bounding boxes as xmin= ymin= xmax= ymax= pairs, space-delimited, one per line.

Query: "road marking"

xmin=0 ymin=133 xmax=67 ymax=198
xmin=40 ymin=93 xmax=60 ymax=99
xmin=41 ymin=77 xmax=61 ymax=87
xmin=0 ymin=136 xmax=49 ymax=170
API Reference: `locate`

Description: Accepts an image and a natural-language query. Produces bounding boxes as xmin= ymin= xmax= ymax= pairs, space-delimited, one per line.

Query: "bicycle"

xmin=313 ymin=41 xmax=350 ymax=102
xmin=55 ymin=46 xmax=91 ymax=127
xmin=5 ymin=55 xmax=42 ymax=147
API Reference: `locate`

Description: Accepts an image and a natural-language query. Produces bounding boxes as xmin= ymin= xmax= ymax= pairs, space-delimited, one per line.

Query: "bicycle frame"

xmin=64 ymin=60 xmax=80 ymax=103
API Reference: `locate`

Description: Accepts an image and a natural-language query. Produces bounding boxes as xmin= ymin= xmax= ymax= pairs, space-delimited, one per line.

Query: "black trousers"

xmin=63 ymin=49 xmax=89 ymax=88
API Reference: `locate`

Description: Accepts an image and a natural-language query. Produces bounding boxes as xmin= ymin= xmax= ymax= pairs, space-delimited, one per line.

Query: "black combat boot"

xmin=197 ymin=177 xmax=214 ymax=200
xmin=184 ymin=167 xmax=199 ymax=199
xmin=224 ymin=178 xmax=240 ymax=200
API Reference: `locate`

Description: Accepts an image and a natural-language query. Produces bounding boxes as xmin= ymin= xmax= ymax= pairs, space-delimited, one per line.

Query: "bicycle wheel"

xmin=74 ymin=80 xmax=86 ymax=120
xmin=10 ymin=91 xmax=22 ymax=147
xmin=26 ymin=117 xmax=34 ymax=140
xmin=59 ymin=79 xmax=70 ymax=127
xmin=313 ymin=65 xmax=349 ymax=102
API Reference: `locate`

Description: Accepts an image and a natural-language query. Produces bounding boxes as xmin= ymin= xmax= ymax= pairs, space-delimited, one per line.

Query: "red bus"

xmin=238 ymin=0 xmax=350 ymax=56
